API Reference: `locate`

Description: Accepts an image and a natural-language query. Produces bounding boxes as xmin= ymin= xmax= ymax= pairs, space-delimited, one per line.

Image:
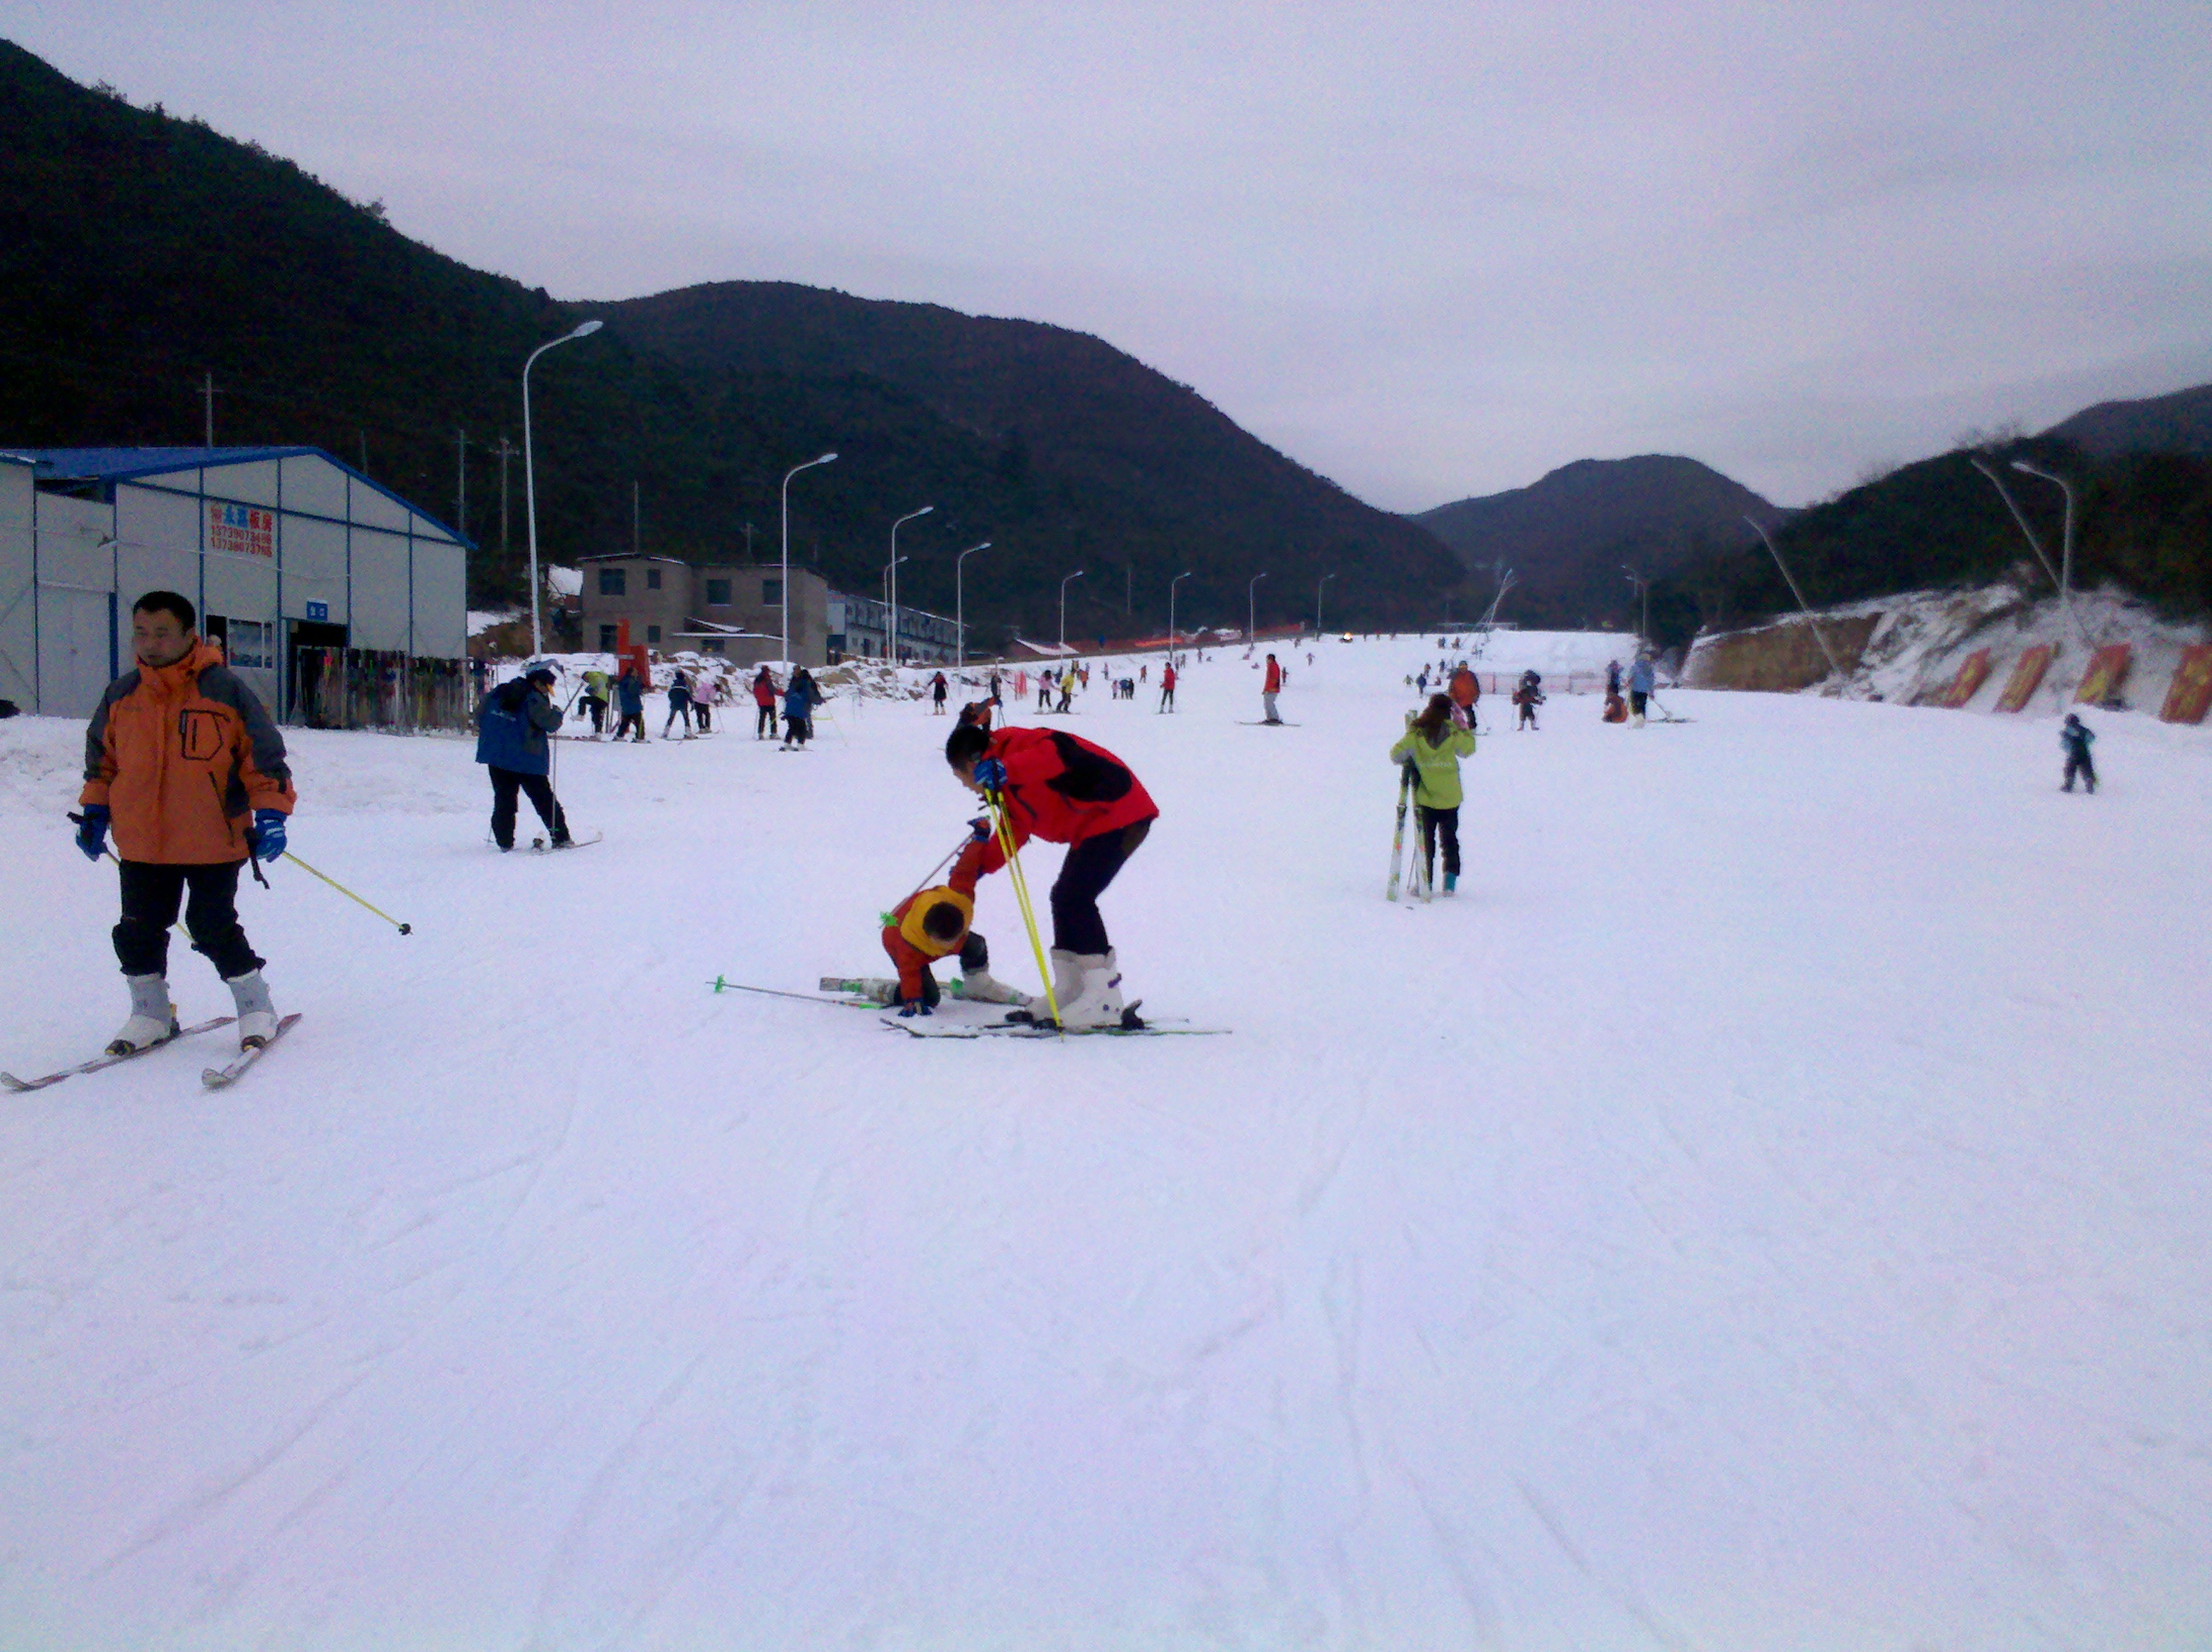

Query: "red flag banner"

xmin=2075 ymin=643 xmax=2132 ymax=706
xmin=2161 ymin=644 xmax=2212 ymax=724
xmin=1941 ymin=649 xmax=1994 ymax=708
xmin=1994 ymin=645 xmax=2053 ymax=713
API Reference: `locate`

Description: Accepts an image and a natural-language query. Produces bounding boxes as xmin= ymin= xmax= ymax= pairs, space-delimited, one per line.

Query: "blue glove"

xmin=898 ymin=999 xmax=932 ymax=1019
xmin=969 ymin=815 xmax=992 ymax=842
xmin=73 ymin=806 xmax=109 ymax=862
xmin=972 ymin=756 xmax=1007 ymax=792
xmin=248 ymin=808 xmax=288 ymax=863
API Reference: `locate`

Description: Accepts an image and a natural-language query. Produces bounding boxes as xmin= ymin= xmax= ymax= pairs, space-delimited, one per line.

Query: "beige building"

xmin=580 ymin=556 xmax=831 ymax=666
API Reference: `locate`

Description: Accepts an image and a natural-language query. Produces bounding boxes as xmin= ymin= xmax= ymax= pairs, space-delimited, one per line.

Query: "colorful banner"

xmin=2161 ymin=644 xmax=2212 ymax=724
xmin=2074 ymin=643 xmax=2132 ymax=706
xmin=207 ymin=501 xmax=274 ymax=559
xmin=1940 ymin=648 xmax=1993 ymax=708
xmin=1994 ymin=644 xmax=2053 ymax=713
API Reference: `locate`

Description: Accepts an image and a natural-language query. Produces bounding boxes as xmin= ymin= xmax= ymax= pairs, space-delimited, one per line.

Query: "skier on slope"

xmin=662 ymin=670 xmax=694 ymax=739
xmin=781 ymin=669 xmax=820 ymax=747
xmin=1158 ymin=660 xmax=1177 ymax=712
xmin=1513 ymin=669 xmax=1544 ymax=730
xmin=2060 ymin=713 xmax=2098 ymax=794
xmin=879 ymin=872 xmax=1033 ymax=1017
xmin=942 ymin=721 xmax=1158 ymax=1027
xmin=476 ymin=666 xmax=573 ymax=852
xmin=1627 ymin=654 xmax=1656 ymax=727
xmin=1389 ymin=694 xmax=1476 ymax=896
xmin=76 ymin=590 xmax=294 ymax=1054
xmin=691 ymin=672 xmax=718 ymax=734
xmin=1447 ymin=663 xmax=1480 ymax=730
xmin=930 ymin=671 xmax=950 ymax=715
xmin=1606 ymin=660 xmax=1622 ymax=700
xmin=751 ymin=665 xmax=779 ymax=739
xmin=580 ymin=667 xmax=611 ymax=736
xmin=1261 ymin=654 xmax=1284 ymax=723
xmin=613 ymin=666 xmax=647 ymax=742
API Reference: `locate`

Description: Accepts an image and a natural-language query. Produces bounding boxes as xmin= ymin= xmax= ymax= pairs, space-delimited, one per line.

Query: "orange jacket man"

xmin=78 ymin=590 xmax=295 ymax=1054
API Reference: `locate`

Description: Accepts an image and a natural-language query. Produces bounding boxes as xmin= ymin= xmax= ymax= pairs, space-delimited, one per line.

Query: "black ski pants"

xmin=489 ymin=765 xmax=568 ymax=849
xmin=2064 ymin=753 xmax=2097 ymax=793
xmin=663 ymin=701 xmax=692 ymax=736
xmin=586 ymin=695 xmax=607 ymax=733
xmin=756 ymin=702 xmax=777 ymax=737
xmin=115 ymin=859 xmax=262 ymax=980
xmin=614 ymin=713 xmax=645 ymax=742
xmin=1051 ymin=819 xmax=1150 ymax=956
xmin=1159 ymin=687 xmax=1174 ymax=712
xmin=1417 ymin=804 xmax=1461 ymax=882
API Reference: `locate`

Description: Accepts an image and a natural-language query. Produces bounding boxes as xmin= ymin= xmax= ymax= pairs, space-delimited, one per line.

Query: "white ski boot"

xmin=224 ymin=969 xmax=278 ymax=1050
xmin=108 ymin=973 xmax=176 ymax=1056
xmin=954 ymin=934 xmax=1032 ymax=1009
xmin=1056 ymin=950 xmax=1127 ymax=1030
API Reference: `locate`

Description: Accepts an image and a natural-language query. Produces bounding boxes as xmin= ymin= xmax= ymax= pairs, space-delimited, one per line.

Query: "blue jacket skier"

xmin=2060 ymin=714 xmax=2097 ymax=794
xmin=474 ymin=668 xmax=570 ymax=850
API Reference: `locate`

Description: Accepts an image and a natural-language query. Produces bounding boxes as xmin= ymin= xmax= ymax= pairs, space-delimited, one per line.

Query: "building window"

xmin=646 ymin=568 xmax=662 ymax=590
xmin=598 ymin=624 xmax=618 ymax=650
xmin=706 ymin=579 xmax=731 ymax=607
xmin=706 ymin=639 xmax=725 ymax=654
xmin=598 ymin=567 xmax=626 ymax=596
xmin=647 ymin=625 xmax=661 ymax=643
xmin=762 ymin=579 xmax=782 ymax=604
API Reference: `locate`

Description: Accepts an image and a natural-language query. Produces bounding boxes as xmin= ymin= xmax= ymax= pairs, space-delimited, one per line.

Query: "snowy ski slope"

xmin=1 ymin=636 xmax=2207 ymax=1649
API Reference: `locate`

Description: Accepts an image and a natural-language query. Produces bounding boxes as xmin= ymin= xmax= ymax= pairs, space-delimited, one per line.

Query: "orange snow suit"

xmin=80 ymin=642 xmax=296 ymax=864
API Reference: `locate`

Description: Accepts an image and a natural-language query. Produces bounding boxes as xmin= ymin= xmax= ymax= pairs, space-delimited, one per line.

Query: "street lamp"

xmin=1248 ymin=572 xmax=1269 ymax=643
xmin=955 ymin=541 xmax=991 ymax=668
xmin=1621 ymin=565 xmax=1650 ymax=646
xmin=881 ymin=555 xmax=908 ymax=658
xmin=2011 ymin=460 xmax=2081 ymax=638
xmin=521 ymin=317 xmax=602 ymax=655
xmin=1168 ymin=570 xmax=1192 ymax=648
xmin=1316 ymin=571 xmax=1337 ymax=634
xmin=1060 ymin=569 xmax=1086 ymax=655
xmin=779 ymin=452 xmax=838 ymax=666
xmin=888 ymin=504 xmax=934 ymax=666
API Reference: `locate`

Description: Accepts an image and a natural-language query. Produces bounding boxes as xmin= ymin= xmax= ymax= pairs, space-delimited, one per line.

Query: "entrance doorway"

xmin=288 ymin=618 xmax=349 ymax=724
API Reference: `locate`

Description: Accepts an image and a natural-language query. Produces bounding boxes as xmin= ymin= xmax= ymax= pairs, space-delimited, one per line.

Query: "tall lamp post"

xmin=1316 ymin=570 xmax=1337 ymax=635
xmin=1168 ymin=570 xmax=1192 ymax=649
xmin=2010 ymin=460 xmax=2081 ymax=642
xmin=955 ymin=541 xmax=991 ymax=667
xmin=881 ymin=554 xmax=909 ymax=658
xmin=779 ymin=452 xmax=838 ymax=666
xmin=521 ymin=318 xmax=602 ymax=655
xmin=1059 ymin=569 xmax=1086 ymax=655
xmin=1248 ymin=572 xmax=1269 ymax=643
xmin=1621 ymin=564 xmax=1650 ymax=647
xmin=888 ymin=505 xmax=934 ymax=666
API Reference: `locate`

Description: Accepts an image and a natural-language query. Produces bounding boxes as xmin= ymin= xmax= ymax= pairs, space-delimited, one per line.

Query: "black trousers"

xmin=489 ymin=765 xmax=568 ymax=848
xmin=1417 ymin=804 xmax=1460 ymax=881
xmin=2064 ymin=753 xmax=2097 ymax=792
xmin=664 ymin=702 xmax=692 ymax=736
xmin=755 ymin=702 xmax=777 ymax=736
xmin=115 ymin=859 xmax=262 ymax=980
xmin=694 ymin=704 xmax=712 ymax=731
xmin=1051 ymin=819 xmax=1150 ymax=955
xmin=586 ymin=696 xmax=607 ymax=733
xmin=783 ymin=714 xmax=811 ymax=745
xmin=1629 ymin=689 xmax=1648 ymax=718
xmin=614 ymin=713 xmax=645 ymax=742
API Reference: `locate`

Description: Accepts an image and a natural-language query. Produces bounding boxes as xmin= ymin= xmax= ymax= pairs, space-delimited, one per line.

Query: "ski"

xmin=530 ymin=830 xmax=604 ymax=852
xmin=883 ymin=1015 xmax=1225 ymax=1039
xmin=201 ymin=1013 xmax=304 ymax=1090
xmin=3 ymin=1015 xmax=236 ymax=1093
xmin=1237 ymin=720 xmax=1301 ymax=726
xmin=1385 ymin=763 xmax=1414 ymax=902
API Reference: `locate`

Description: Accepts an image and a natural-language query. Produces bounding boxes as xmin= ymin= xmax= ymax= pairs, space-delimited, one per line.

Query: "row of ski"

xmin=4 ymin=1013 xmax=303 ymax=1094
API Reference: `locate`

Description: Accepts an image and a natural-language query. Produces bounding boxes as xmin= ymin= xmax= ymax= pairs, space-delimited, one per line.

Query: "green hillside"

xmin=0 ymin=41 xmax=1458 ymax=642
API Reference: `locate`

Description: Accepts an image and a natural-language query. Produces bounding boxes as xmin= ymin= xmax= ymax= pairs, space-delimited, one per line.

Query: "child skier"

xmin=880 ymin=875 xmax=1033 ymax=1017
xmin=942 ymin=722 xmax=1158 ymax=1027
xmin=2060 ymin=713 xmax=2098 ymax=793
xmin=1512 ymin=670 xmax=1544 ymax=730
xmin=1388 ymin=694 xmax=1476 ymax=895
xmin=1447 ymin=664 xmax=1480 ymax=729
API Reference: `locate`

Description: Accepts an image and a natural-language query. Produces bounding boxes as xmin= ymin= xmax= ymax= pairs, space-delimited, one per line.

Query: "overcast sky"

xmin=9 ymin=2 xmax=2211 ymax=509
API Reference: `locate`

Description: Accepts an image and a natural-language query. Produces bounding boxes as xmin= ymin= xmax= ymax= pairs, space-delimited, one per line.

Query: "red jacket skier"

xmin=944 ymin=724 xmax=1157 ymax=1027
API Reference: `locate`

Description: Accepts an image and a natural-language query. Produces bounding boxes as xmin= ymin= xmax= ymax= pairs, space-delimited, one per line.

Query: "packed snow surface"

xmin=2 ymin=638 xmax=2207 ymax=1649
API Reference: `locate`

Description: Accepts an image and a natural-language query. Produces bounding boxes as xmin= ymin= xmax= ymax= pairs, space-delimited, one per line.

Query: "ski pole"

xmin=279 ymin=852 xmax=413 ymax=934
xmin=988 ymin=791 xmax=1062 ymax=1031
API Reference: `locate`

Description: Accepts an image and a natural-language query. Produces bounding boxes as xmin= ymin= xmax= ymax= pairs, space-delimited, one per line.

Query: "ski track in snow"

xmin=2 ymin=637 xmax=2209 ymax=1649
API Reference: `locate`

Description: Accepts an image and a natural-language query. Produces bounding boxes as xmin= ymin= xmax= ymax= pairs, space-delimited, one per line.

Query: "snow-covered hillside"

xmin=3 ymin=638 xmax=2207 ymax=1649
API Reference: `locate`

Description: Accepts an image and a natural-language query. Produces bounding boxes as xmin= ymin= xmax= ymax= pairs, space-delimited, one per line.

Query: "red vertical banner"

xmin=1994 ymin=644 xmax=2053 ymax=713
xmin=2075 ymin=643 xmax=2133 ymax=706
xmin=2161 ymin=644 xmax=2212 ymax=724
xmin=1941 ymin=649 xmax=1994 ymax=708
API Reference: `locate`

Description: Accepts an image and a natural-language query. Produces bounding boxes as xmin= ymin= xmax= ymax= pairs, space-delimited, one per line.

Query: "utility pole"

xmin=492 ymin=436 xmax=518 ymax=561
xmin=1126 ymin=563 xmax=1132 ymax=614
xmin=200 ymin=372 xmax=221 ymax=445
xmin=455 ymin=428 xmax=469 ymax=540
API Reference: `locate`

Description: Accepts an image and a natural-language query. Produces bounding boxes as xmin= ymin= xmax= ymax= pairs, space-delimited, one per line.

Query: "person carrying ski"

xmin=879 ymin=877 xmax=1032 ymax=1017
xmin=476 ymin=665 xmax=572 ymax=852
xmin=1158 ymin=660 xmax=1177 ymax=712
xmin=751 ymin=665 xmax=779 ymax=739
xmin=931 ymin=671 xmax=950 ymax=714
xmin=2060 ymin=713 xmax=2097 ymax=793
xmin=662 ymin=670 xmax=694 ymax=738
xmin=614 ymin=666 xmax=647 ymax=742
xmin=1627 ymin=654 xmax=1656 ymax=726
xmin=76 ymin=590 xmax=295 ymax=1055
xmin=1261 ymin=654 xmax=1284 ymax=724
xmin=943 ymin=722 xmax=1158 ymax=1028
xmin=1389 ymin=693 xmax=1476 ymax=895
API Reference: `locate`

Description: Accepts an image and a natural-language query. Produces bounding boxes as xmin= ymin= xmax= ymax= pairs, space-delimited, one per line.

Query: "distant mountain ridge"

xmin=2044 ymin=382 xmax=2212 ymax=460
xmin=1412 ymin=455 xmax=1784 ymax=630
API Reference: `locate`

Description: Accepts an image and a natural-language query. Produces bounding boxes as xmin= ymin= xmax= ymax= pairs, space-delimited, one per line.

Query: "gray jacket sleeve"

xmin=197 ymin=665 xmax=294 ymax=791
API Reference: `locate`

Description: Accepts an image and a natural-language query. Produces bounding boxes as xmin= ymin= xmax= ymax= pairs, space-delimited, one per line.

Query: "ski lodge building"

xmin=0 ymin=447 xmax=469 ymax=724
xmin=579 ymin=554 xmax=964 ymax=666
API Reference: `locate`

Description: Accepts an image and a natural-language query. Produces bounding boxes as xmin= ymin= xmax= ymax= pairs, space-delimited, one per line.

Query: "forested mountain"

xmin=1412 ymin=455 xmax=1784 ymax=630
xmin=0 ymin=41 xmax=1458 ymax=639
xmin=2045 ymin=382 xmax=2212 ymax=461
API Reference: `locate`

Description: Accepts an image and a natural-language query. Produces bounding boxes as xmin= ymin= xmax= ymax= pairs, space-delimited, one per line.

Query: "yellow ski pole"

xmin=280 ymin=852 xmax=414 ymax=934
xmin=989 ymin=792 xmax=1062 ymax=1030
